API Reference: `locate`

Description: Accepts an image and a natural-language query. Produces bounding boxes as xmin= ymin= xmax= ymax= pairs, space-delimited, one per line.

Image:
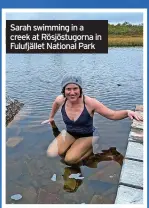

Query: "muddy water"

xmin=6 ymin=48 xmax=143 ymax=204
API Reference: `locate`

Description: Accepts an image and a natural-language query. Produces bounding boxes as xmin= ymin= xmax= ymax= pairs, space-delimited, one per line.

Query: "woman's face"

xmin=64 ymin=84 xmax=81 ymax=102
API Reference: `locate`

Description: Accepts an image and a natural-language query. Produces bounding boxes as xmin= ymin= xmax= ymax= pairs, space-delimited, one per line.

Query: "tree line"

xmin=108 ymin=22 xmax=143 ymax=36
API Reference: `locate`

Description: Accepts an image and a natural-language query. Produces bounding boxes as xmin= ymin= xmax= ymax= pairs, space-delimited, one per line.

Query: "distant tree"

xmin=108 ymin=22 xmax=143 ymax=36
xmin=122 ymin=21 xmax=130 ymax=26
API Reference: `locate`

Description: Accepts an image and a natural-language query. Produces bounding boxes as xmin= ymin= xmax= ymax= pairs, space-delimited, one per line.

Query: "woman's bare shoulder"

xmin=84 ymin=95 xmax=96 ymax=103
xmin=84 ymin=95 xmax=100 ymax=107
xmin=55 ymin=95 xmax=65 ymax=105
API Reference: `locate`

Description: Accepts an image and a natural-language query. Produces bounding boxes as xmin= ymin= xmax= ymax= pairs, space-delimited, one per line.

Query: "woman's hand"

xmin=41 ymin=117 xmax=54 ymax=125
xmin=41 ymin=119 xmax=50 ymax=125
xmin=41 ymin=118 xmax=57 ymax=128
xmin=49 ymin=118 xmax=56 ymax=127
xmin=127 ymin=110 xmax=143 ymax=121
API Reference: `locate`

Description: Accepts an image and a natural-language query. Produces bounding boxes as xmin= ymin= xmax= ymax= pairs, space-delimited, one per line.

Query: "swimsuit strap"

xmin=64 ymin=98 xmax=67 ymax=105
xmin=61 ymin=97 xmax=67 ymax=110
xmin=83 ymin=95 xmax=85 ymax=106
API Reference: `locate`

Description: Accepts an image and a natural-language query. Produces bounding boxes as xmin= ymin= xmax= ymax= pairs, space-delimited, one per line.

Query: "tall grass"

xmin=108 ymin=22 xmax=143 ymax=46
xmin=108 ymin=35 xmax=143 ymax=47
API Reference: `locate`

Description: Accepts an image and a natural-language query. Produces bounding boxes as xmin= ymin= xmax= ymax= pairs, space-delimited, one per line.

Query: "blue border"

xmin=0 ymin=0 xmax=148 ymax=8
xmin=0 ymin=0 xmax=148 ymax=207
xmin=0 ymin=8 xmax=1 ymax=208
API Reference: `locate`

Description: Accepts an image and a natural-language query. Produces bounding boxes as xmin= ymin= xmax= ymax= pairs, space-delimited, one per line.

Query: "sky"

xmin=6 ymin=11 xmax=143 ymax=24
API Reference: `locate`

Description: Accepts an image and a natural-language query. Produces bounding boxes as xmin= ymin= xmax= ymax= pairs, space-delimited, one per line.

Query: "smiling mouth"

xmin=69 ymin=96 xmax=76 ymax=99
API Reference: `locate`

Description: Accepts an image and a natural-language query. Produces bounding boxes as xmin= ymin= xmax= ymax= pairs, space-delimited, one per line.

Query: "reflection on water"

xmin=6 ymin=119 xmax=124 ymax=204
xmin=7 ymin=140 xmax=123 ymax=204
xmin=6 ymin=48 xmax=143 ymax=204
xmin=63 ymin=167 xmax=83 ymax=193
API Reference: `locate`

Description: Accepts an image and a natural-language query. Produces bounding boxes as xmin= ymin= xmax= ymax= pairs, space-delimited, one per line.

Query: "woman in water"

xmin=42 ymin=75 xmax=142 ymax=165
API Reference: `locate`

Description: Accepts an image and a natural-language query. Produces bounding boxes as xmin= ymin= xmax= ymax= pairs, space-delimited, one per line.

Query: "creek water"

xmin=6 ymin=47 xmax=143 ymax=204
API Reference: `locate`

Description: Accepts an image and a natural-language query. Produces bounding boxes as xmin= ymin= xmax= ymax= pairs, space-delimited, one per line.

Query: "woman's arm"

xmin=49 ymin=95 xmax=64 ymax=120
xmin=41 ymin=95 xmax=64 ymax=126
xmin=49 ymin=101 xmax=60 ymax=119
xmin=91 ymin=98 xmax=142 ymax=121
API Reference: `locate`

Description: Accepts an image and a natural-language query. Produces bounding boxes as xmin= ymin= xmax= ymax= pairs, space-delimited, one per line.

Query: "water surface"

xmin=6 ymin=47 xmax=143 ymax=204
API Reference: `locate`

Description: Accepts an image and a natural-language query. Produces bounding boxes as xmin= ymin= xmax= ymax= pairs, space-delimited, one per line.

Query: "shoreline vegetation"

xmin=108 ymin=22 xmax=143 ymax=47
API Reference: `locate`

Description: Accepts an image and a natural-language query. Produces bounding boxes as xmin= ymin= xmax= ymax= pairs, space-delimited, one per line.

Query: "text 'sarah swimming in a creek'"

xmin=10 ymin=23 xmax=84 ymax=33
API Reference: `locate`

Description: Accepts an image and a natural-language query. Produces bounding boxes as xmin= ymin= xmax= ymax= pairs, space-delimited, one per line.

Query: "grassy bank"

xmin=108 ymin=22 xmax=143 ymax=47
xmin=108 ymin=35 xmax=143 ymax=47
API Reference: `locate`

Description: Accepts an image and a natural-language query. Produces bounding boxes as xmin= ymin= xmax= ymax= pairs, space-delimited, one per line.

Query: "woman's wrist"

xmin=126 ymin=110 xmax=130 ymax=117
xmin=49 ymin=116 xmax=54 ymax=120
xmin=127 ymin=110 xmax=133 ymax=117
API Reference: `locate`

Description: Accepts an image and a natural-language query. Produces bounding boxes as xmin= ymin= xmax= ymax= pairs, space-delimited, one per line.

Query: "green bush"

xmin=108 ymin=22 xmax=143 ymax=36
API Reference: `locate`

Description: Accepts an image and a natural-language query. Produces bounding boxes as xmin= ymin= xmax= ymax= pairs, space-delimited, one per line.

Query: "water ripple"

xmin=6 ymin=47 xmax=143 ymax=149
